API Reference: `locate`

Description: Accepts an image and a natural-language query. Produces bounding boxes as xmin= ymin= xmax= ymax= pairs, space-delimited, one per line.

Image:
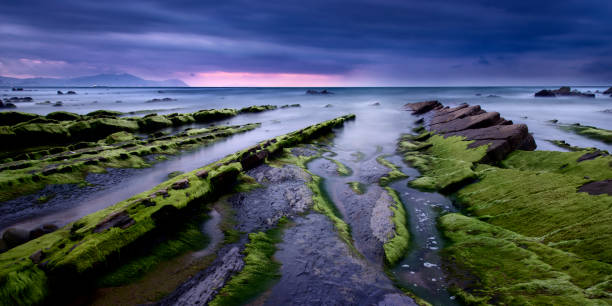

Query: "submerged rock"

xmin=230 ymin=164 xmax=313 ymax=232
xmin=264 ymin=213 xmax=415 ymax=305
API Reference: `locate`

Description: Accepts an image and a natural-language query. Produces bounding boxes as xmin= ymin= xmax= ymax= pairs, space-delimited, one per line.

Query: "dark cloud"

xmin=0 ymin=0 xmax=610 ymax=84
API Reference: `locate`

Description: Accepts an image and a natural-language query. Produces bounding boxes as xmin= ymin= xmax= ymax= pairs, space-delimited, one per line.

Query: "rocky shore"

xmin=0 ymin=114 xmax=364 ymax=305
xmin=403 ymin=101 xmax=612 ymax=304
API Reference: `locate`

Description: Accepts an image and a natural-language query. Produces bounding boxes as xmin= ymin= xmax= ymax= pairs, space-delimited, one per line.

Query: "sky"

xmin=0 ymin=0 xmax=611 ymax=86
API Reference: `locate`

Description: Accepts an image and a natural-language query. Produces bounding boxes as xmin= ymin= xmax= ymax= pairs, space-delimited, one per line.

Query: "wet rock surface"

xmin=264 ymin=213 xmax=415 ymax=306
xmin=404 ymin=100 xmax=442 ymax=115
xmin=336 ymin=182 xmax=391 ymax=263
xmin=406 ymin=101 xmax=537 ymax=162
xmin=357 ymin=157 xmax=391 ymax=184
xmin=160 ymin=245 xmax=245 ymax=305
xmin=93 ymin=210 xmax=135 ymax=233
xmin=230 ymin=164 xmax=313 ymax=232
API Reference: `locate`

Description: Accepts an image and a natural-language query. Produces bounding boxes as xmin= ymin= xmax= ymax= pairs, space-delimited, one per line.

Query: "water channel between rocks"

xmin=302 ymin=114 xmax=461 ymax=305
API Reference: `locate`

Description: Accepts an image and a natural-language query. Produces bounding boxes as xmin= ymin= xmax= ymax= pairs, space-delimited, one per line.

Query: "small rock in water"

xmin=401 ymin=264 xmax=410 ymax=268
xmin=423 ymin=262 xmax=437 ymax=268
xmin=431 ymin=278 xmax=437 ymax=282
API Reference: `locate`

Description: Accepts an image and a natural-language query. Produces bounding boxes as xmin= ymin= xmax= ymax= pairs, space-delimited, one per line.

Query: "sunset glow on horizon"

xmin=181 ymin=71 xmax=346 ymax=87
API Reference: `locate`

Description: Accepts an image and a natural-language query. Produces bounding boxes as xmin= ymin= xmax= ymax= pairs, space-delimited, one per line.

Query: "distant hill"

xmin=0 ymin=73 xmax=188 ymax=87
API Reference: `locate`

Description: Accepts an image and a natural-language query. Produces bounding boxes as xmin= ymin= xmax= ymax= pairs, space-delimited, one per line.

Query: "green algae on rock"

xmin=209 ymin=219 xmax=287 ymax=306
xmin=376 ymin=155 xmax=408 ymax=187
xmin=399 ymin=133 xmax=487 ymax=192
xmin=440 ymin=213 xmax=612 ymax=304
xmin=382 ymin=187 xmax=410 ymax=266
xmin=403 ymin=102 xmax=612 ymax=305
xmin=347 ymin=181 xmax=366 ymax=194
xmin=0 ymin=123 xmax=260 ymax=202
xmin=0 ymin=114 xmax=355 ymax=305
xmin=0 ymin=105 xmax=280 ymax=151
xmin=558 ymin=123 xmax=612 ymax=144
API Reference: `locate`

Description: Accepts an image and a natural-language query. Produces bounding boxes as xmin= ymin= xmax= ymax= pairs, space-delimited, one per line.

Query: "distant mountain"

xmin=0 ymin=73 xmax=188 ymax=87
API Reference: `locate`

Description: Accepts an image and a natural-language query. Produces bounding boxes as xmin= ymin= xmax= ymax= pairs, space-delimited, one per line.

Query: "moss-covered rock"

xmin=104 ymin=131 xmax=135 ymax=144
xmin=559 ymin=123 xmax=612 ymax=144
xmin=239 ymin=105 xmax=278 ymax=113
xmin=68 ymin=118 xmax=139 ymax=141
xmin=86 ymin=110 xmax=123 ymax=117
xmin=382 ymin=187 xmax=410 ymax=266
xmin=46 ymin=111 xmax=81 ymax=121
xmin=12 ymin=122 xmax=71 ymax=144
xmin=0 ymin=111 xmax=40 ymax=126
xmin=0 ymin=114 xmax=356 ymax=305
xmin=440 ymin=213 xmax=612 ymax=305
xmin=137 ymin=115 xmax=173 ymax=131
xmin=399 ymin=133 xmax=487 ymax=192
xmin=402 ymin=125 xmax=612 ymax=305
xmin=193 ymin=109 xmax=238 ymax=122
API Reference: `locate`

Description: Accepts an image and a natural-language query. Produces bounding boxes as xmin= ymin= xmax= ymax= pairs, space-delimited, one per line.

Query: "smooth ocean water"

xmin=3 ymin=86 xmax=611 ymax=152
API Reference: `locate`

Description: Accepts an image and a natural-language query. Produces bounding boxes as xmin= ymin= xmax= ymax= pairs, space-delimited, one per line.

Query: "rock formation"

xmin=405 ymin=101 xmax=536 ymax=163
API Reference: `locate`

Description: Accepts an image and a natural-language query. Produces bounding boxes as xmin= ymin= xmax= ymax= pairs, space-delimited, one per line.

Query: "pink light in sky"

xmin=181 ymin=71 xmax=345 ymax=87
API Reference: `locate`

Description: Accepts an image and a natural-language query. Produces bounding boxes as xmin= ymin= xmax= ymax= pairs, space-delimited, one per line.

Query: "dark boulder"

xmin=603 ymin=87 xmax=612 ymax=94
xmin=93 ymin=210 xmax=135 ymax=233
xmin=535 ymin=89 xmax=556 ymax=97
xmin=306 ymin=89 xmax=333 ymax=95
xmin=578 ymin=179 xmax=612 ymax=196
xmin=2 ymin=227 xmax=30 ymax=248
xmin=66 ymin=91 xmax=77 ymax=95
xmin=404 ymin=101 xmax=442 ymax=115
xmin=535 ymin=87 xmax=595 ymax=98
xmin=57 ymin=91 xmax=63 ymax=95
xmin=7 ymin=97 xmax=33 ymax=102
xmin=0 ymin=101 xmax=17 ymax=109
xmin=577 ymin=150 xmax=608 ymax=162
xmin=12 ymin=87 xmax=24 ymax=91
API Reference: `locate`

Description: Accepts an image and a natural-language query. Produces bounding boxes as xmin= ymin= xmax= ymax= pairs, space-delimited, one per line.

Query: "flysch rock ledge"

xmin=405 ymin=101 xmax=536 ymax=163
